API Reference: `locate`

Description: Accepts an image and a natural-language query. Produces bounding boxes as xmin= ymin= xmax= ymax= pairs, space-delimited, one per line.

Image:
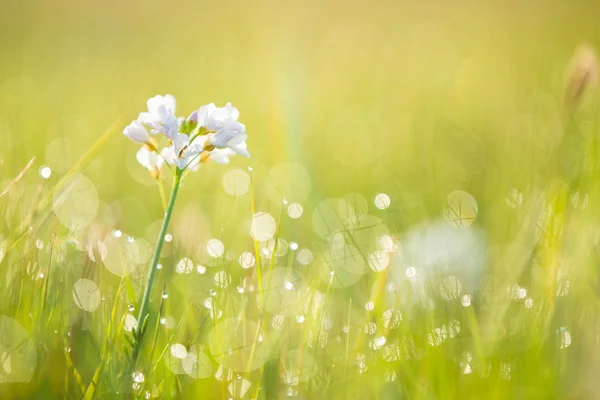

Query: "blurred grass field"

xmin=2 ymin=0 xmax=600 ymax=398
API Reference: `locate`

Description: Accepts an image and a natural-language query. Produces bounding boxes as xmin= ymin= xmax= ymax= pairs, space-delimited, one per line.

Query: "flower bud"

xmin=203 ymin=142 xmax=216 ymax=152
xmin=184 ymin=110 xmax=199 ymax=132
xmin=123 ymin=120 xmax=151 ymax=144
xmin=565 ymin=44 xmax=598 ymax=111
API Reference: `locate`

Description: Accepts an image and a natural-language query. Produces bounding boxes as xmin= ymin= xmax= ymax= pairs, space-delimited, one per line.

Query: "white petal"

xmin=209 ymin=149 xmax=232 ymax=164
xmin=160 ymin=147 xmax=176 ymax=165
xmin=136 ymin=146 xmax=161 ymax=170
xmin=123 ymin=120 xmax=150 ymax=143
xmin=163 ymin=115 xmax=180 ymax=139
xmin=210 ymin=122 xmax=244 ymax=147
xmin=147 ymin=94 xmax=176 ymax=116
xmin=224 ymin=102 xmax=240 ymax=120
xmin=197 ymin=103 xmax=216 ymax=127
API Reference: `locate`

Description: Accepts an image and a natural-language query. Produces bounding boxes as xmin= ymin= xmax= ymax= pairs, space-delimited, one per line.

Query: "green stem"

xmin=130 ymin=169 xmax=182 ymax=370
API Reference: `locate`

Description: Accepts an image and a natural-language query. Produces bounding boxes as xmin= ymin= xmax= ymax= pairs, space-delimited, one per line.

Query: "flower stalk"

xmin=122 ymin=94 xmax=250 ymax=378
xmin=130 ymin=168 xmax=182 ymax=369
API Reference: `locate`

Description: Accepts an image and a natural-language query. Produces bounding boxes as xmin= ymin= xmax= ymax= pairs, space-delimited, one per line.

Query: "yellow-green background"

xmin=2 ymin=0 xmax=600 ymax=398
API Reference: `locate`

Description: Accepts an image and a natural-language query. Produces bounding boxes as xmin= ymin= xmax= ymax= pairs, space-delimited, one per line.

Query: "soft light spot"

xmin=176 ymin=258 xmax=194 ymax=274
xmin=249 ymin=212 xmax=277 ymax=241
xmin=509 ymin=284 xmax=527 ymax=300
xmin=378 ymin=235 xmax=396 ymax=252
xmin=208 ymin=318 xmax=269 ymax=372
xmin=222 ymin=168 xmax=251 ymax=196
xmin=272 ymin=315 xmax=284 ymax=330
xmin=39 ymin=166 xmax=52 ymax=179
xmin=238 ymin=252 xmax=255 ymax=269
xmin=296 ymin=249 xmax=313 ymax=265
xmin=264 ymin=162 xmax=312 ymax=204
xmin=0 ymin=317 xmax=37 ymax=382
xmin=368 ymin=251 xmax=390 ymax=272
xmin=461 ymin=294 xmax=471 ymax=307
xmin=370 ymin=336 xmax=386 ymax=350
xmin=381 ymin=309 xmax=402 ymax=329
xmin=73 ymin=279 xmax=102 ymax=312
xmin=364 ymin=322 xmax=377 ymax=335
xmin=382 ymin=343 xmax=400 ymax=362
xmin=165 ymin=234 xmax=173 ymax=242
xmin=365 ymin=301 xmax=375 ymax=311
xmin=124 ymin=315 xmax=137 ymax=332
xmin=207 ymin=239 xmax=224 ymax=258
xmin=374 ymin=193 xmax=391 ymax=210
xmin=287 ymin=203 xmax=303 ymax=219
xmin=228 ymin=377 xmax=252 ymax=398
xmin=558 ymin=327 xmax=572 ymax=349
xmin=53 ymin=173 xmax=99 ymax=230
xmin=170 ymin=343 xmax=188 ymax=359
xmin=214 ymin=271 xmax=231 ymax=288
xmin=132 ymin=372 xmax=145 ymax=383
xmin=444 ymin=190 xmax=478 ymax=227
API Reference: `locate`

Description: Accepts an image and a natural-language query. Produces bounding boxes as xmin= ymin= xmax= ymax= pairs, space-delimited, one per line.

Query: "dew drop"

xmin=39 ymin=166 xmax=52 ymax=179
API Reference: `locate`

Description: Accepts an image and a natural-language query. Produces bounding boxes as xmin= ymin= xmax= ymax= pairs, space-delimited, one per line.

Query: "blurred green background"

xmin=2 ymin=0 xmax=600 ymax=398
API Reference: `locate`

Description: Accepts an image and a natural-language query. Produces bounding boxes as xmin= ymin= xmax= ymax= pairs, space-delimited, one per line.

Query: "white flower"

xmin=123 ymin=120 xmax=151 ymax=144
xmin=163 ymin=134 xmax=205 ymax=170
xmin=136 ymin=146 xmax=164 ymax=171
xmin=138 ymin=94 xmax=179 ymax=139
xmin=125 ymin=96 xmax=250 ymax=174
xmin=197 ymin=102 xmax=249 ymax=158
xmin=198 ymin=102 xmax=240 ymax=131
xmin=207 ymin=148 xmax=236 ymax=165
xmin=209 ymin=120 xmax=249 ymax=157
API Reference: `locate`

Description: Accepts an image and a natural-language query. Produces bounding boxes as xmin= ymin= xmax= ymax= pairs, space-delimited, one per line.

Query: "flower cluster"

xmin=123 ymin=95 xmax=249 ymax=177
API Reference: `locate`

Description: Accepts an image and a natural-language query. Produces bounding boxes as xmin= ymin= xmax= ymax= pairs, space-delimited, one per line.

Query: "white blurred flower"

xmin=136 ymin=146 xmax=164 ymax=178
xmin=123 ymin=120 xmax=151 ymax=144
xmin=138 ymin=94 xmax=179 ymax=139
